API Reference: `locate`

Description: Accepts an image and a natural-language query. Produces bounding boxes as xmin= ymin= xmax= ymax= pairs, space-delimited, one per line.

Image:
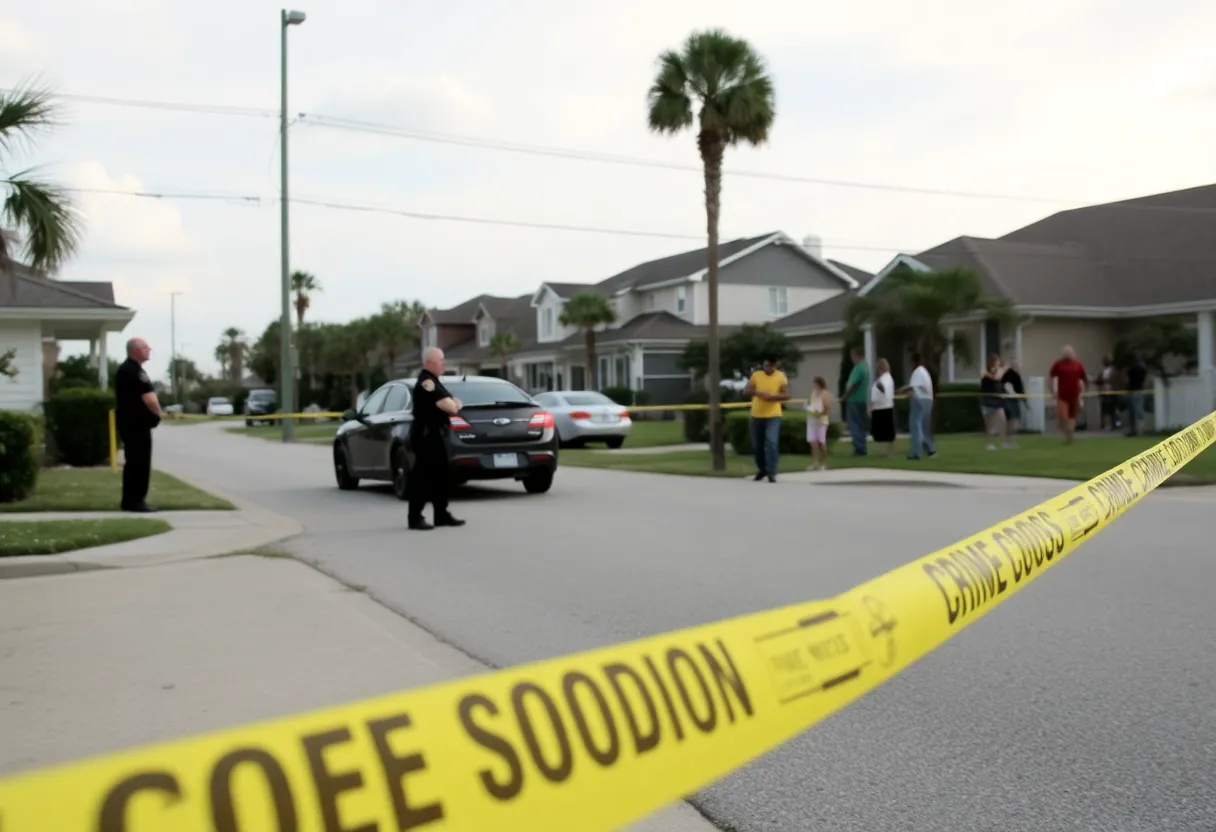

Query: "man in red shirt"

xmin=1050 ymin=345 xmax=1088 ymax=444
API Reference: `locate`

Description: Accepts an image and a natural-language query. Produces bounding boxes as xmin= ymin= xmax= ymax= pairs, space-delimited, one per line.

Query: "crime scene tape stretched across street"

xmin=5 ymin=411 xmax=1215 ymax=831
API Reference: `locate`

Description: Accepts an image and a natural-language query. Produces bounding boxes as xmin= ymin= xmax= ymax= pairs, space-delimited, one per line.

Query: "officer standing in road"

xmin=408 ymin=346 xmax=465 ymax=530
xmin=114 ymin=337 xmax=163 ymax=512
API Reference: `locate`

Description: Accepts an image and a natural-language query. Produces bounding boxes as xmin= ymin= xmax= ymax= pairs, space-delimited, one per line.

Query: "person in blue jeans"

xmin=900 ymin=351 xmax=937 ymax=459
xmin=743 ymin=356 xmax=790 ymax=482
xmin=841 ymin=348 xmax=870 ymax=455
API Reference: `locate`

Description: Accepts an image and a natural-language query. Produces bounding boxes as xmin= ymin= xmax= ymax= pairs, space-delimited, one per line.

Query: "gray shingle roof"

xmin=1 ymin=264 xmax=126 ymax=309
xmin=770 ymin=260 xmax=873 ymax=330
xmin=999 ymin=183 xmax=1216 ymax=306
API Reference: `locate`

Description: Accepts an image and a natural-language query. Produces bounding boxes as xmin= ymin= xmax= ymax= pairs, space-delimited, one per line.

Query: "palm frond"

xmin=0 ymin=81 xmax=61 ymax=157
xmin=2 ymin=168 xmax=82 ymax=275
xmin=647 ymin=51 xmax=693 ymax=133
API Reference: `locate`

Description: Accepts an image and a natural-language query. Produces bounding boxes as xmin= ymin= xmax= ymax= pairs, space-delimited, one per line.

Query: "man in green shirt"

xmin=842 ymin=348 xmax=870 ymax=455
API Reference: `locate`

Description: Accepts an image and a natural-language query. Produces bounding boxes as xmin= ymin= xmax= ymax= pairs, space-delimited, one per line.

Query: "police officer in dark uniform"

xmin=408 ymin=347 xmax=465 ymax=530
xmin=114 ymin=337 xmax=163 ymax=512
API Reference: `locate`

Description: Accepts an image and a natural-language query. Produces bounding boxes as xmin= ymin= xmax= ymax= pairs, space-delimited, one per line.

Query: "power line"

xmin=59 ymin=185 xmax=1215 ymax=264
xmin=23 ymin=89 xmax=1080 ymax=205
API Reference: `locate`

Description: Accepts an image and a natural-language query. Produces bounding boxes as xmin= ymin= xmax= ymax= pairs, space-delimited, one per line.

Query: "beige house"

xmin=0 ymin=265 xmax=133 ymax=411
xmin=775 ymin=183 xmax=1216 ymax=427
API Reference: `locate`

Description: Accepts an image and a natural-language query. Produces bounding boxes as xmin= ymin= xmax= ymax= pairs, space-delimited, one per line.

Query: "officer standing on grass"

xmin=408 ymin=347 xmax=466 ymax=530
xmin=114 ymin=337 xmax=163 ymax=513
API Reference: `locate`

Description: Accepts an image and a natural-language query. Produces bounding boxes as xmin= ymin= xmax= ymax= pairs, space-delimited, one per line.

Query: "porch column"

xmin=862 ymin=325 xmax=875 ymax=372
xmin=946 ymin=327 xmax=956 ymax=382
xmin=1198 ymin=310 xmax=1214 ymax=375
xmin=97 ymin=330 xmax=109 ymax=391
xmin=1014 ymin=322 xmax=1024 ymax=366
xmin=631 ymin=344 xmax=644 ymax=391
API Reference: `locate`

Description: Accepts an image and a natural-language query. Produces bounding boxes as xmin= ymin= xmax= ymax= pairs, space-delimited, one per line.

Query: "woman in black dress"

xmin=1001 ymin=359 xmax=1025 ymax=447
xmin=869 ymin=357 xmax=896 ymax=455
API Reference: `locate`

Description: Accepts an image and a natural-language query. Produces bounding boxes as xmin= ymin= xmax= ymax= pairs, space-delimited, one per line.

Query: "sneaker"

xmin=434 ymin=515 xmax=466 ymax=528
xmin=753 ymin=472 xmax=765 ymax=481
xmin=408 ymin=517 xmax=433 ymax=531
xmin=986 ymin=443 xmax=997 ymax=451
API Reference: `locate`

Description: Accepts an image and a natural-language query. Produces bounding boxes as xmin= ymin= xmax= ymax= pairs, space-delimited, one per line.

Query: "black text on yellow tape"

xmin=3 ymin=411 xmax=1214 ymax=831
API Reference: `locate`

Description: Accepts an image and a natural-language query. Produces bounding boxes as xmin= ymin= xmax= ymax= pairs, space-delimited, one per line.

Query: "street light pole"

xmin=170 ymin=291 xmax=184 ymax=404
xmin=279 ymin=8 xmax=306 ymax=442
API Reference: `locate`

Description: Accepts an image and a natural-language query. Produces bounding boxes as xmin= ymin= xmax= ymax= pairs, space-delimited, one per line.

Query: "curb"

xmin=0 ymin=473 xmax=302 ymax=581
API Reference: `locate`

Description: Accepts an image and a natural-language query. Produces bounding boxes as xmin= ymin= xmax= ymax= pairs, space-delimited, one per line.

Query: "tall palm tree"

xmin=1 ymin=82 xmax=84 ymax=297
xmin=219 ymin=327 xmax=249 ymax=386
xmin=290 ymin=270 xmax=320 ymax=329
xmin=559 ymin=291 xmax=618 ymax=390
xmin=373 ymin=299 xmax=425 ymax=376
xmin=648 ymin=30 xmax=776 ymax=471
xmin=488 ymin=331 xmax=521 ymax=379
xmin=844 ymin=266 xmax=1016 ymax=381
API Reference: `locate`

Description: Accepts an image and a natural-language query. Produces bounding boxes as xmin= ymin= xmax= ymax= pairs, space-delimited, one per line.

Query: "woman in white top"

xmin=869 ymin=357 xmax=896 ymax=456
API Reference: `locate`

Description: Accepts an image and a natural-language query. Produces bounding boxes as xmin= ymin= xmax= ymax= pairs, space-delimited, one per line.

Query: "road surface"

xmin=156 ymin=423 xmax=1216 ymax=831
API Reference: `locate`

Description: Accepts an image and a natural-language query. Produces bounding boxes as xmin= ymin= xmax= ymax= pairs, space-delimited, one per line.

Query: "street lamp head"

xmin=283 ymin=9 xmax=306 ymax=25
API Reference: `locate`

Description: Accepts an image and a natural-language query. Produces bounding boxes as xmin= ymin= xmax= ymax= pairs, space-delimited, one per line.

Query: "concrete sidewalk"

xmin=0 ymin=555 xmax=715 ymax=831
xmin=0 ymin=505 xmax=301 ymax=579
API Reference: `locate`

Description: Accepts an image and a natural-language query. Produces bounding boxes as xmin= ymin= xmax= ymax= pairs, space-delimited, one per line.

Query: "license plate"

xmin=593 ymin=414 xmax=615 ymax=423
xmin=493 ymin=453 xmax=519 ymax=468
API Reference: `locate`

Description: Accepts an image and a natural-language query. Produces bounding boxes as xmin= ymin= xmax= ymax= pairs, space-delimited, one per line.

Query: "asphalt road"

xmin=157 ymin=423 xmax=1216 ymax=831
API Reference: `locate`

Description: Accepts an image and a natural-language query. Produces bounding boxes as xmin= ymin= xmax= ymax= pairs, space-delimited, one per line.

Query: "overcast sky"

xmin=4 ymin=0 xmax=1215 ymax=379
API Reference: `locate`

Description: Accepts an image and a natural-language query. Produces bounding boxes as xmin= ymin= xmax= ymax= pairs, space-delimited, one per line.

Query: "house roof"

xmin=771 ymin=260 xmax=874 ymax=331
xmin=558 ymin=311 xmax=736 ymax=347
xmin=998 ymin=183 xmax=1216 ymax=306
xmin=443 ymin=294 xmax=537 ymax=361
xmin=595 ymin=233 xmax=776 ymax=294
xmin=1 ymin=265 xmax=127 ymax=310
xmin=425 ymin=294 xmax=510 ymax=325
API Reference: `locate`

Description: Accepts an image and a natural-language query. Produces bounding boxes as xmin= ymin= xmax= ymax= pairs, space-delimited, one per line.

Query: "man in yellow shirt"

xmin=742 ymin=356 xmax=790 ymax=482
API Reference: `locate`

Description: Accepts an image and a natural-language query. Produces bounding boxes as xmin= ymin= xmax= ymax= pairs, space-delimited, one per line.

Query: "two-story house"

xmin=400 ymin=231 xmax=863 ymax=403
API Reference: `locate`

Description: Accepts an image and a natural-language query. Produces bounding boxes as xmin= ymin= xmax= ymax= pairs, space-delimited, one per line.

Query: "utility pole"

xmin=279 ymin=8 xmax=306 ymax=441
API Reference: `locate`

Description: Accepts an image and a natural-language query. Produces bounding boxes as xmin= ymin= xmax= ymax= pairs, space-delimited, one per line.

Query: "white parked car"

xmin=533 ymin=391 xmax=632 ymax=448
xmin=206 ymin=397 xmax=235 ymax=417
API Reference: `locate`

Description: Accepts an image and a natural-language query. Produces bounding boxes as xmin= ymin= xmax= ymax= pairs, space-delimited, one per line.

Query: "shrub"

xmin=682 ymin=387 xmax=744 ymax=442
xmin=893 ymin=383 xmax=985 ymax=434
xmin=600 ymin=386 xmax=634 ymax=407
xmin=0 ymin=411 xmax=41 ymax=502
xmin=44 ymin=387 xmax=116 ymax=466
xmin=725 ymin=411 xmax=841 ymax=456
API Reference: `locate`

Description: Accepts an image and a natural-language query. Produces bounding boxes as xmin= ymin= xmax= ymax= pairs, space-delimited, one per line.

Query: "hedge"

xmin=725 ymin=411 xmax=842 ymax=456
xmin=599 ymin=387 xmax=652 ymax=408
xmin=681 ymin=387 xmax=744 ymax=442
xmin=45 ymin=387 xmax=116 ymax=467
xmin=0 ymin=411 xmax=41 ymax=502
xmin=893 ymin=383 xmax=985 ymax=434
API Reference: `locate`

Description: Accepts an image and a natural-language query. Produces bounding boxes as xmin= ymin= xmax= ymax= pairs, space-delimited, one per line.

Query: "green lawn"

xmin=0 ymin=469 xmax=234 ymax=513
xmin=226 ymin=422 xmax=338 ymax=444
xmin=562 ymin=433 xmax=1216 ymax=485
xmin=612 ymin=419 xmax=687 ymax=448
xmin=0 ymin=518 xmax=171 ymax=557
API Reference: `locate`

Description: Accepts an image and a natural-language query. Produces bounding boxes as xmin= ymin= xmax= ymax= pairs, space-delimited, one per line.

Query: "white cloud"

xmin=0 ymin=18 xmax=47 ymax=75
xmin=62 ymin=161 xmax=194 ymax=261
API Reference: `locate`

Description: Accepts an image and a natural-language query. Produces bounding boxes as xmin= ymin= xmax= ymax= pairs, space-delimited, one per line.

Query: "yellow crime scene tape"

xmin=7 ymin=409 xmax=1215 ymax=830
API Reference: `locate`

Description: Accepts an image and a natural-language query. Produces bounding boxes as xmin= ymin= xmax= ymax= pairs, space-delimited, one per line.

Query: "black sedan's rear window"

xmin=437 ymin=380 xmax=534 ymax=407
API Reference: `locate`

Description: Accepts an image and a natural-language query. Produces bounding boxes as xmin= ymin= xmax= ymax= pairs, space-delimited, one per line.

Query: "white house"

xmin=0 ymin=265 xmax=134 ymax=411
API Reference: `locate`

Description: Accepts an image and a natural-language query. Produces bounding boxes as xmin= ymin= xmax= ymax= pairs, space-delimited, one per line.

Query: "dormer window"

xmin=676 ymin=285 xmax=687 ymax=315
xmin=541 ymin=307 xmax=555 ymax=340
xmin=478 ymin=320 xmax=490 ymax=347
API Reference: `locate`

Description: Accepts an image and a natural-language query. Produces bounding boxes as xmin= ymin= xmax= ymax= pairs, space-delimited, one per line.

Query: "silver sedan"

xmin=533 ymin=391 xmax=633 ymax=448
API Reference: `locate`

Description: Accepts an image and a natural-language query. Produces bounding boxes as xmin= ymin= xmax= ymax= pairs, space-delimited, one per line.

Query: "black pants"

xmin=408 ymin=436 xmax=450 ymax=521
xmin=119 ymin=426 xmax=152 ymax=508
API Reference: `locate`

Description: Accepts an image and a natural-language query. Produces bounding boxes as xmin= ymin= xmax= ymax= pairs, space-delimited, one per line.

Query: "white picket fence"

xmin=1154 ymin=371 xmax=1216 ymax=431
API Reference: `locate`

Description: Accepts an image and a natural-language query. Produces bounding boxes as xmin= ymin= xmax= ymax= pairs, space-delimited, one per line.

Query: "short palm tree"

xmin=291 ymin=270 xmax=321 ymax=329
xmin=559 ymin=292 xmax=618 ymax=390
xmin=648 ymin=30 xmax=776 ymax=470
xmin=844 ymin=266 xmax=1016 ymax=380
xmin=0 ymin=82 xmax=83 ymax=296
xmin=219 ymin=327 xmax=249 ymax=385
xmin=488 ymin=331 xmax=521 ymax=379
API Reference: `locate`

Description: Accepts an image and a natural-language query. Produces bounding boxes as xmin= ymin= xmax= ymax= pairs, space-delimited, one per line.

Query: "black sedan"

xmin=331 ymin=375 xmax=558 ymax=497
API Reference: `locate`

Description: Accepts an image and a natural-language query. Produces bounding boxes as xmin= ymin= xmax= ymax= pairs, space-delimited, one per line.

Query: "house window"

xmin=541 ymin=307 xmax=555 ymax=340
xmin=477 ymin=321 xmax=490 ymax=347
xmin=676 ymin=286 xmax=687 ymax=315
xmin=646 ymin=293 xmax=655 ymax=311
xmin=598 ymin=356 xmax=611 ymax=389
xmin=767 ymin=286 xmax=788 ymax=317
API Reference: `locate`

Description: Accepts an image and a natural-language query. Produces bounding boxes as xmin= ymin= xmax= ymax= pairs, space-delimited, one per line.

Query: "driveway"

xmin=155 ymin=423 xmax=1216 ymax=832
